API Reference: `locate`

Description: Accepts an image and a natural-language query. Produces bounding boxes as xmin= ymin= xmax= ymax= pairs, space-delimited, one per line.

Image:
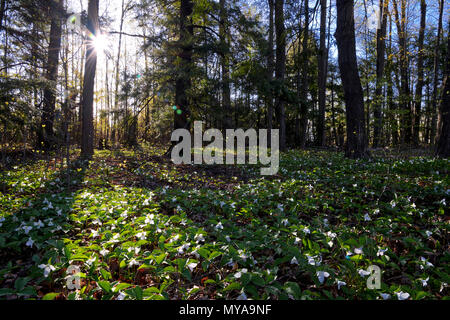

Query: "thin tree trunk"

xmin=275 ymin=0 xmax=286 ymax=151
xmin=392 ymin=0 xmax=411 ymax=145
xmin=413 ymin=0 xmax=426 ymax=146
xmin=335 ymin=0 xmax=368 ymax=158
xmin=267 ymin=0 xmax=274 ymax=139
xmin=299 ymin=0 xmax=309 ymax=148
xmin=316 ymin=0 xmax=328 ymax=146
xmin=431 ymin=0 xmax=444 ymax=145
xmin=81 ymin=0 xmax=99 ymax=159
xmin=219 ymin=0 xmax=232 ymax=130
xmin=373 ymin=0 xmax=388 ymax=147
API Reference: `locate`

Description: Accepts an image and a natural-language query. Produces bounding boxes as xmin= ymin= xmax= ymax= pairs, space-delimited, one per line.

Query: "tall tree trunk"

xmin=392 ymin=0 xmax=411 ymax=145
xmin=267 ymin=0 xmax=274 ymax=138
xmin=275 ymin=0 xmax=286 ymax=151
xmin=431 ymin=0 xmax=444 ymax=145
xmin=40 ymin=0 xmax=63 ymax=150
xmin=174 ymin=0 xmax=193 ymax=131
xmin=373 ymin=0 xmax=388 ymax=148
xmin=81 ymin=0 xmax=99 ymax=159
xmin=219 ymin=0 xmax=232 ymax=129
xmin=413 ymin=0 xmax=426 ymax=146
xmin=299 ymin=0 xmax=309 ymax=148
xmin=112 ymin=0 xmax=126 ymax=146
xmin=435 ymin=19 xmax=450 ymax=157
xmin=316 ymin=0 xmax=328 ymax=146
xmin=335 ymin=0 xmax=368 ymax=158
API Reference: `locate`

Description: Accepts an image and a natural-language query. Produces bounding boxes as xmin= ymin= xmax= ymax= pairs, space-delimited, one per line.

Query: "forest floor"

xmin=0 ymin=146 xmax=448 ymax=300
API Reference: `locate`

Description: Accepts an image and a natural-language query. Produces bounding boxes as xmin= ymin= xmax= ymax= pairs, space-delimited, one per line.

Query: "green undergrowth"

xmin=0 ymin=148 xmax=448 ymax=300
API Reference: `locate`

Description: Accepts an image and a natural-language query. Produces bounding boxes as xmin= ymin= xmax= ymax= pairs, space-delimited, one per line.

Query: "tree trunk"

xmin=81 ymin=0 xmax=99 ymax=159
xmin=431 ymin=0 xmax=444 ymax=145
xmin=174 ymin=0 xmax=193 ymax=132
xmin=299 ymin=0 xmax=309 ymax=148
xmin=435 ymin=19 xmax=450 ymax=158
xmin=335 ymin=0 xmax=368 ymax=158
xmin=112 ymin=0 xmax=126 ymax=146
xmin=219 ymin=0 xmax=232 ymax=129
xmin=275 ymin=0 xmax=286 ymax=151
xmin=373 ymin=0 xmax=388 ymax=148
xmin=40 ymin=0 xmax=63 ymax=150
xmin=316 ymin=0 xmax=328 ymax=146
xmin=392 ymin=0 xmax=411 ymax=145
xmin=412 ymin=0 xmax=426 ymax=146
xmin=267 ymin=0 xmax=274 ymax=138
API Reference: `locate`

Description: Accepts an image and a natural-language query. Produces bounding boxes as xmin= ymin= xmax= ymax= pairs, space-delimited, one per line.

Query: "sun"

xmin=92 ymin=33 xmax=108 ymax=53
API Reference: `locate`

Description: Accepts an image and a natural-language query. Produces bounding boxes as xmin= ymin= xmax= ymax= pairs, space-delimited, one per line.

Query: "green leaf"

xmin=284 ymin=282 xmax=301 ymax=299
xmin=42 ymin=292 xmax=59 ymax=300
xmin=98 ymin=280 xmax=112 ymax=293
xmin=113 ymin=283 xmax=132 ymax=293
xmin=224 ymin=282 xmax=242 ymax=291
xmin=14 ymin=277 xmax=30 ymax=292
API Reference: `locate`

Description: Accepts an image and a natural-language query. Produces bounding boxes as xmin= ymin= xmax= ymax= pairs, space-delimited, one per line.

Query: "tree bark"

xmin=267 ymin=0 xmax=274 ymax=138
xmin=81 ymin=0 xmax=99 ymax=159
xmin=435 ymin=19 xmax=450 ymax=158
xmin=431 ymin=0 xmax=444 ymax=145
xmin=275 ymin=0 xmax=286 ymax=151
xmin=335 ymin=0 xmax=368 ymax=158
xmin=219 ymin=0 xmax=232 ymax=129
xmin=40 ymin=0 xmax=63 ymax=150
xmin=299 ymin=0 xmax=309 ymax=148
xmin=174 ymin=0 xmax=193 ymax=132
xmin=373 ymin=0 xmax=388 ymax=148
xmin=392 ymin=0 xmax=411 ymax=145
xmin=316 ymin=0 xmax=328 ymax=146
xmin=412 ymin=0 xmax=426 ymax=146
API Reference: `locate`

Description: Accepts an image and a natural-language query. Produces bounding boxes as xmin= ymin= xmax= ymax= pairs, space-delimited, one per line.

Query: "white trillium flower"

xmin=396 ymin=291 xmax=410 ymax=300
xmin=215 ymin=222 xmax=224 ymax=231
xmin=290 ymin=257 xmax=298 ymax=265
xmin=23 ymin=225 xmax=33 ymax=234
xmin=419 ymin=256 xmax=434 ymax=269
xmin=316 ymin=271 xmax=330 ymax=284
xmin=86 ymin=256 xmax=96 ymax=266
xmin=377 ymin=248 xmax=388 ymax=256
xmin=303 ymin=227 xmax=310 ymax=234
xmin=420 ymin=277 xmax=429 ymax=287
xmin=34 ymin=220 xmax=44 ymax=229
xmin=364 ymin=213 xmax=371 ymax=221
xmin=237 ymin=292 xmax=247 ymax=300
xmin=100 ymin=249 xmax=109 ymax=256
xmin=194 ymin=234 xmax=205 ymax=243
xmin=135 ymin=232 xmax=146 ymax=240
xmin=187 ymin=262 xmax=198 ymax=272
xmin=425 ymin=230 xmax=432 ymax=237
xmin=128 ymin=258 xmax=139 ymax=267
xmin=358 ymin=269 xmax=371 ymax=277
xmin=337 ymin=280 xmax=346 ymax=290
xmin=380 ymin=293 xmax=391 ymax=300
xmin=116 ymin=292 xmax=126 ymax=300
xmin=26 ymin=237 xmax=34 ymax=247
xmin=354 ymin=247 xmax=363 ymax=255
xmin=38 ymin=264 xmax=56 ymax=277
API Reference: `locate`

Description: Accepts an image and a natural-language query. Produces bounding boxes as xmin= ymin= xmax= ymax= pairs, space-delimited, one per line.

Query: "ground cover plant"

xmin=0 ymin=147 xmax=448 ymax=300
